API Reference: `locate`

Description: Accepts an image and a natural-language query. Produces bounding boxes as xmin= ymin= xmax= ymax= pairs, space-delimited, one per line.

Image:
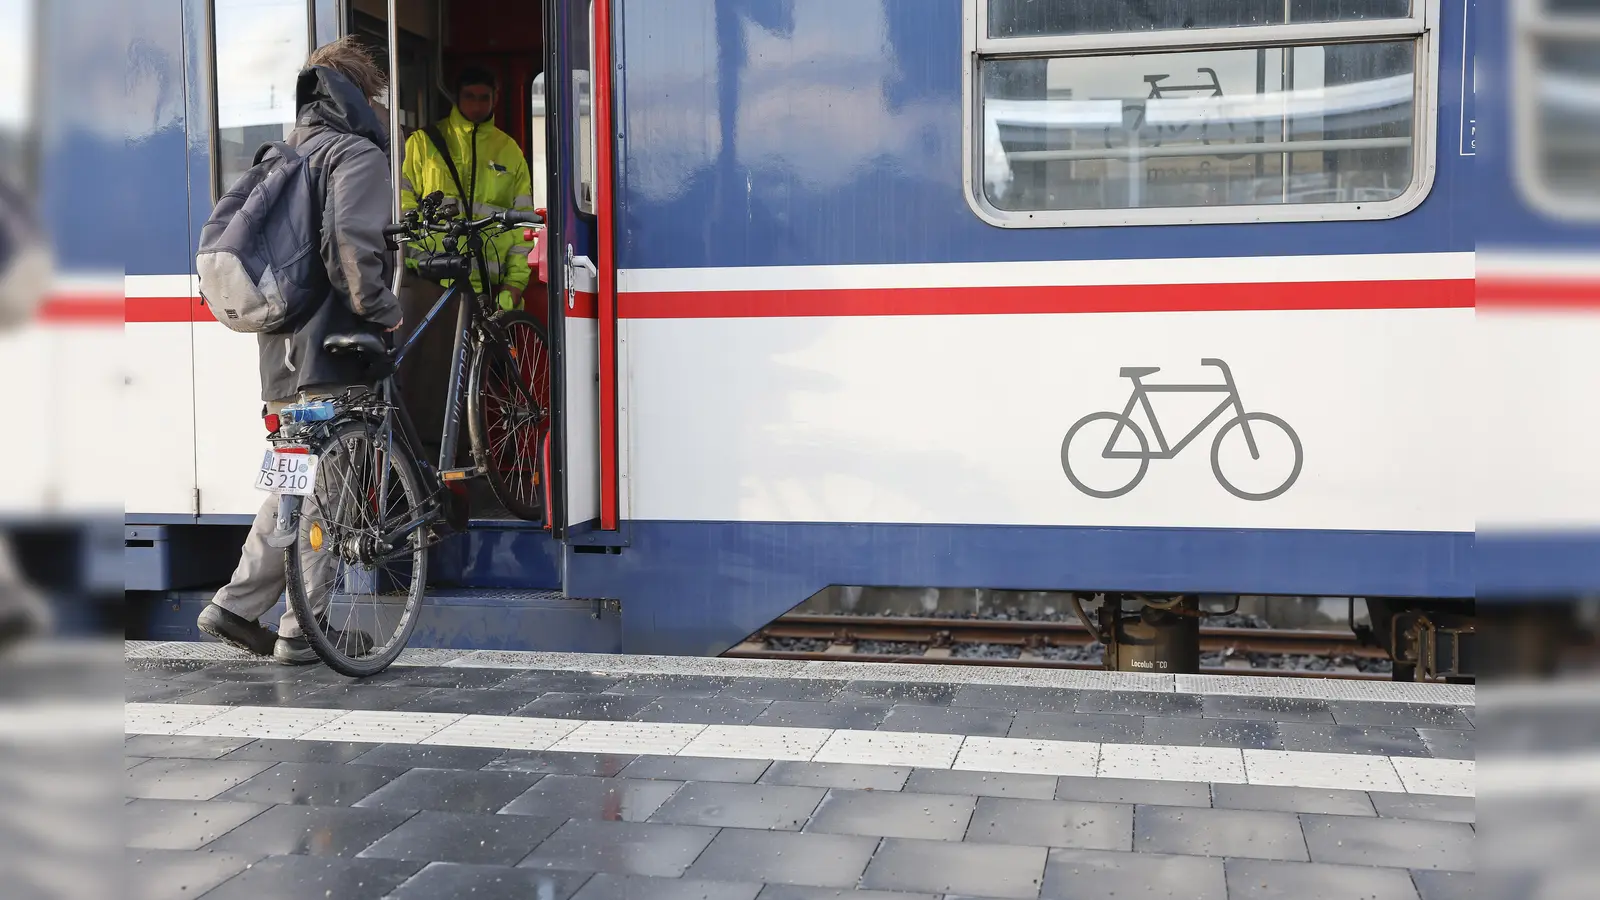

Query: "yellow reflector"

xmin=442 ymin=470 xmax=466 ymax=482
xmin=309 ymin=522 xmax=324 ymax=552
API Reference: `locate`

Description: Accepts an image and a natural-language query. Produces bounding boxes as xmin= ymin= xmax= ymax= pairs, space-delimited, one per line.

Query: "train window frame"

xmin=206 ymin=0 xmax=317 ymax=202
xmin=962 ymin=0 xmax=1444 ymax=229
xmin=572 ymin=0 xmax=597 ymax=217
xmin=1512 ymin=1 xmax=1600 ymax=222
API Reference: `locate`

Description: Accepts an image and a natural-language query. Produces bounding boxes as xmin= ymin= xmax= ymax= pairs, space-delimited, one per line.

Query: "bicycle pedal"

xmin=439 ymin=466 xmax=486 ymax=482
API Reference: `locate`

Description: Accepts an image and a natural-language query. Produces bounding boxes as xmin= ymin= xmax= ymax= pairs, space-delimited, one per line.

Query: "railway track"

xmin=726 ymin=613 xmax=1392 ymax=679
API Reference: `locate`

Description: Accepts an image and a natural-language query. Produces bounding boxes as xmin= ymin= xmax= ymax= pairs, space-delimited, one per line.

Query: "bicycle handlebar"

xmin=390 ymin=190 xmax=543 ymax=239
xmin=386 ymin=209 xmax=543 ymax=243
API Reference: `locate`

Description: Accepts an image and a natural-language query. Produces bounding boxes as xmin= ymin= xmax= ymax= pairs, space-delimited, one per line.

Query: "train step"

xmin=129 ymin=587 xmax=621 ymax=654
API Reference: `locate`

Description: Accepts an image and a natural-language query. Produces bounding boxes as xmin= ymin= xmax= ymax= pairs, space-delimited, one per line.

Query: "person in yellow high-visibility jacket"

xmin=400 ymin=66 xmax=537 ymax=311
xmin=397 ymin=66 xmax=538 ymax=464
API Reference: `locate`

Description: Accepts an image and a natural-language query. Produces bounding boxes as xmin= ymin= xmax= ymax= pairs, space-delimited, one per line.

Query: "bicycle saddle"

xmin=1120 ymin=366 xmax=1160 ymax=378
xmin=324 ymin=332 xmax=390 ymax=360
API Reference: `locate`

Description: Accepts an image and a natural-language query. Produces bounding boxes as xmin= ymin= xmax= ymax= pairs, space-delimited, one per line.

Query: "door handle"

xmin=564 ymin=246 xmax=599 ymax=310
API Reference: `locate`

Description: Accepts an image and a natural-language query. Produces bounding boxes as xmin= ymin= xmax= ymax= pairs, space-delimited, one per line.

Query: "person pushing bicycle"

xmin=195 ymin=38 xmax=400 ymax=665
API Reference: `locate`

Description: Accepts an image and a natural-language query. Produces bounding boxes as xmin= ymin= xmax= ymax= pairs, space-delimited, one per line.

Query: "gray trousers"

xmin=210 ymin=394 xmax=347 ymax=639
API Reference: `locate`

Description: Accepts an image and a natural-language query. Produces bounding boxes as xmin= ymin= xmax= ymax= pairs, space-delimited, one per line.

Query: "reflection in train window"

xmin=572 ymin=0 xmax=596 ymax=215
xmin=211 ymin=0 xmax=310 ymax=197
xmin=968 ymin=0 xmax=1432 ymax=226
xmin=981 ymin=42 xmax=1416 ymax=212
xmin=984 ymin=0 xmax=1413 ymax=40
xmin=1518 ymin=2 xmax=1600 ymax=217
xmin=0 ymin=0 xmax=34 ymax=186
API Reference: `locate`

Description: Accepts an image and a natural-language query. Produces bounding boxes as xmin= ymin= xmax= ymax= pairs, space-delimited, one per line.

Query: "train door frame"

xmin=353 ymin=0 xmax=600 ymax=542
xmin=543 ymin=0 xmax=623 ymax=547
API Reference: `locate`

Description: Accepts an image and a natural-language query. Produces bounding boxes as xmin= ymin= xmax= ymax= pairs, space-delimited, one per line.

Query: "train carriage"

xmin=122 ymin=0 xmax=1482 ymax=673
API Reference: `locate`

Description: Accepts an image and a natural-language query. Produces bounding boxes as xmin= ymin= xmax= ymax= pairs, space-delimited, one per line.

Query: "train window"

xmin=0 ymin=0 xmax=34 ymax=187
xmin=572 ymin=0 xmax=596 ymax=215
xmin=967 ymin=0 xmax=1434 ymax=227
xmin=1515 ymin=1 xmax=1600 ymax=218
xmin=210 ymin=0 xmax=311 ymax=197
xmin=985 ymin=0 xmax=1413 ymax=39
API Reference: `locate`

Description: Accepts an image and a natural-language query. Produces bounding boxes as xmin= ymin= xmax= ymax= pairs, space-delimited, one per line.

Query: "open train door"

xmin=542 ymin=0 xmax=621 ymax=544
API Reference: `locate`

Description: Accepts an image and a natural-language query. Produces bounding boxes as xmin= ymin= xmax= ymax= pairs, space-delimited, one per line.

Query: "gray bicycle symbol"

xmin=1060 ymin=359 xmax=1303 ymax=501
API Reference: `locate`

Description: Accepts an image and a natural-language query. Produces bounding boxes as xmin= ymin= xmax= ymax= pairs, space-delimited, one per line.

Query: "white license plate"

xmin=255 ymin=449 xmax=320 ymax=496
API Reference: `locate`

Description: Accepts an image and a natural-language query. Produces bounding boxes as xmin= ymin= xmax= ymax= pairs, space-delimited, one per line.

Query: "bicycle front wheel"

xmin=284 ymin=418 xmax=429 ymax=677
xmin=468 ymin=309 xmax=551 ymax=522
xmin=1210 ymin=412 xmax=1303 ymax=501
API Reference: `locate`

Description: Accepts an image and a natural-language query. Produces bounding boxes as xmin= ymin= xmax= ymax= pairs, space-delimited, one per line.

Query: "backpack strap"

xmin=421 ymin=124 xmax=470 ymax=213
xmin=253 ymin=140 xmax=296 ymax=167
xmin=253 ymin=130 xmax=341 ymax=168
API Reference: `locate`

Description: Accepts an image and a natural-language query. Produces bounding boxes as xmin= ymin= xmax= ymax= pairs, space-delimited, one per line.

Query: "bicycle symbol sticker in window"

xmin=1060 ymin=359 xmax=1303 ymax=501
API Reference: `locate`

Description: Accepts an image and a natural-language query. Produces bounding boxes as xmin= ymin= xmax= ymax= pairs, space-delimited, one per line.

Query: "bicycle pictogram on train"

xmin=1060 ymin=359 xmax=1304 ymax=501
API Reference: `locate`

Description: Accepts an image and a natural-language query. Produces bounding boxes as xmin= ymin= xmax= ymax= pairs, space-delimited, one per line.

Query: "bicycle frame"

xmin=1101 ymin=361 xmax=1258 ymax=460
xmin=371 ymin=278 xmax=544 ymax=552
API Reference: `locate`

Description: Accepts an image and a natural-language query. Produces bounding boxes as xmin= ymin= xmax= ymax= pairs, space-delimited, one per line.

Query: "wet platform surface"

xmin=125 ymin=644 xmax=1476 ymax=900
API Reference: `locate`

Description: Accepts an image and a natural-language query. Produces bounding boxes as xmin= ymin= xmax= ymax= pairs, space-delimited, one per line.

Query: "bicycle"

xmin=1060 ymin=359 xmax=1302 ymax=502
xmin=255 ymin=191 xmax=548 ymax=676
xmin=1103 ymin=68 xmax=1246 ymax=160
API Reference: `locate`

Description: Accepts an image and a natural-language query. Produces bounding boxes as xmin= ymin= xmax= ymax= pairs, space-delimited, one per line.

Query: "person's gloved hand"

xmin=496 ymin=289 xmax=519 ymax=312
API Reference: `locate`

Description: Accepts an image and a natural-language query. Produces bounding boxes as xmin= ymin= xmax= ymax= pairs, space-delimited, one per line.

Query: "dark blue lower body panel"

xmin=566 ymin=521 xmax=1475 ymax=656
xmin=131 ymin=589 xmax=620 ymax=653
xmin=1476 ymin=532 xmax=1600 ymax=599
xmin=430 ymin=524 xmax=563 ymax=590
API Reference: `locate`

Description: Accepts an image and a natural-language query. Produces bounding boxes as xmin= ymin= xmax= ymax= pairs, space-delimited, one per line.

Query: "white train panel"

xmin=623 ymin=306 xmax=1473 ymax=532
xmin=192 ymin=321 xmax=272 ymax=516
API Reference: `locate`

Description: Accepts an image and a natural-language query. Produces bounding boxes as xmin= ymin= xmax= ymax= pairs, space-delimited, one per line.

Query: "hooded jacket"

xmin=256 ymin=65 xmax=403 ymax=402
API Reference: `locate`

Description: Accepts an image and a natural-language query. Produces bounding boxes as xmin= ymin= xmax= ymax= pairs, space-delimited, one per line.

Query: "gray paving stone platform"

xmin=123 ymin=645 xmax=1477 ymax=899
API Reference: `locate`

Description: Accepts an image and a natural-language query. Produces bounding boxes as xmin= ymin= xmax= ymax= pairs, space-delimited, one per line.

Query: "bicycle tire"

xmin=467 ymin=309 xmax=551 ymax=523
xmin=1061 ymin=411 xmax=1150 ymax=499
xmin=1210 ymin=412 xmax=1303 ymax=501
xmin=283 ymin=417 xmax=429 ymax=677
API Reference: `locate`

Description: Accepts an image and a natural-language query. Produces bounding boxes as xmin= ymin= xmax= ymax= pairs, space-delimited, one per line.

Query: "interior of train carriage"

xmin=221 ymin=0 xmax=589 ymax=548
xmin=343 ymin=0 xmax=572 ymax=524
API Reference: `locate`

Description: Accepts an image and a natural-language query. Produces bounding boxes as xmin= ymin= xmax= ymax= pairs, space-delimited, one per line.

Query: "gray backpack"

xmin=196 ymin=133 xmax=336 ymax=333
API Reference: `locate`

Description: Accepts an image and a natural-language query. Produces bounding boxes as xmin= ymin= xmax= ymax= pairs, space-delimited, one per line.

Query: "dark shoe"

xmin=273 ymin=619 xmax=374 ymax=666
xmin=197 ymin=603 xmax=277 ymax=657
xmin=272 ymin=636 xmax=319 ymax=666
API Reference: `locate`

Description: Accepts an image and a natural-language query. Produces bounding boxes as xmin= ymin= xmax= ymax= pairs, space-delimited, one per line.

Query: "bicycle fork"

xmin=1202 ymin=358 xmax=1261 ymax=460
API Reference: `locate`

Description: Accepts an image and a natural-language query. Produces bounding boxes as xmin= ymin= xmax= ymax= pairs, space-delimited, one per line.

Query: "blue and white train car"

xmin=124 ymin=0 xmax=1476 ymax=663
xmin=1476 ymin=0 xmax=1600 ymax=608
xmin=1 ymin=0 xmax=123 ymax=613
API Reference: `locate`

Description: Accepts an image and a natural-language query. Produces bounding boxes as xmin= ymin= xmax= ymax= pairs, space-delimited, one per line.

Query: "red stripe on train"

xmin=125 ymin=296 xmax=214 ymax=323
xmin=618 ymin=279 xmax=1473 ymax=319
xmin=36 ymin=294 xmax=127 ymax=324
xmin=122 ymin=279 xmax=1472 ymax=323
xmin=1477 ymin=277 xmax=1600 ymax=310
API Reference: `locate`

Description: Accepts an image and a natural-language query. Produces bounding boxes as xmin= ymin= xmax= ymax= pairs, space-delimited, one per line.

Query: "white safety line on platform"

xmin=125 ymin=642 xmax=1476 ymax=706
xmin=122 ymin=701 xmax=1476 ymax=797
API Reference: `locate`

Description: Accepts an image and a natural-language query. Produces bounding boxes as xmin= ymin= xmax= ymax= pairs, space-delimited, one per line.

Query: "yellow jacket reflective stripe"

xmin=400 ymin=106 xmax=537 ymax=296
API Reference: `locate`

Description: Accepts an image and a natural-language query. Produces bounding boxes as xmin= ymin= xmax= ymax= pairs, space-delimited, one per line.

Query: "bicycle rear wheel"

xmin=468 ymin=309 xmax=551 ymax=522
xmin=283 ymin=417 xmax=429 ymax=677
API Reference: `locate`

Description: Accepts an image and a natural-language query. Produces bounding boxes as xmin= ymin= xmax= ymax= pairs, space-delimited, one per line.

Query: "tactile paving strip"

xmin=1176 ymin=674 xmax=1475 ymax=705
xmin=128 ymin=643 xmax=1474 ymax=705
